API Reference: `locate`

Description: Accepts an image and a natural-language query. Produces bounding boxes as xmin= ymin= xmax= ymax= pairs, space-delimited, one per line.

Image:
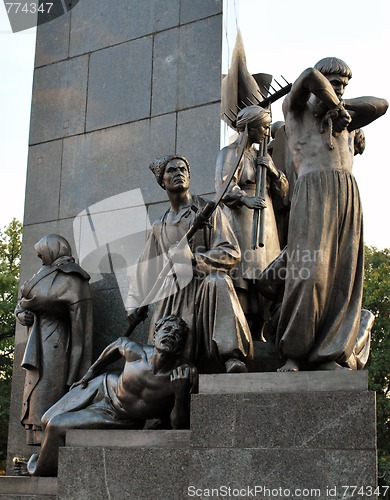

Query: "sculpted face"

xmin=324 ymin=74 xmax=349 ymax=99
xmin=162 ymin=158 xmax=190 ymax=192
xmin=248 ymin=122 xmax=270 ymax=145
xmin=154 ymin=321 xmax=184 ymax=354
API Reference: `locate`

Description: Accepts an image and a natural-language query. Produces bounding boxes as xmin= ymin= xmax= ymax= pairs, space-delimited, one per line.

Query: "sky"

xmin=0 ymin=5 xmax=35 ymax=229
xmin=0 ymin=0 xmax=389 ymax=248
xmin=236 ymin=0 xmax=390 ymax=249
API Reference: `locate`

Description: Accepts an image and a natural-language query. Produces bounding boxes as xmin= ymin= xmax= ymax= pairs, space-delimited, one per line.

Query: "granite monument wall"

xmin=7 ymin=0 xmax=225 ymax=471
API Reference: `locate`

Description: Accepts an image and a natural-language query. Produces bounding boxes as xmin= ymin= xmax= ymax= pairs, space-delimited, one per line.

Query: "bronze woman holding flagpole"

xmin=215 ymin=105 xmax=288 ymax=340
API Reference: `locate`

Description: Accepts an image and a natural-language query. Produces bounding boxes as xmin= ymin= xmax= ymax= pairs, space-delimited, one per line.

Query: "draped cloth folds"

xmin=127 ymin=195 xmax=253 ymax=371
xmin=276 ymin=169 xmax=364 ymax=366
xmin=17 ymin=257 xmax=93 ymax=433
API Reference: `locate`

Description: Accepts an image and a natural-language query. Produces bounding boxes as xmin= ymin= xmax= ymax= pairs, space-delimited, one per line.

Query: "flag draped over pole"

xmin=221 ymin=31 xmax=273 ymax=130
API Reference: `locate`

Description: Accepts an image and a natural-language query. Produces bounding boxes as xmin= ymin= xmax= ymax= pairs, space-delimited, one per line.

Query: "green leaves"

xmin=363 ymin=246 xmax=390 ymax=491
xmin=0 ymin=219 xmax=22 ymax=471
xmin=0 ymin=219 xmax=22 ymax=379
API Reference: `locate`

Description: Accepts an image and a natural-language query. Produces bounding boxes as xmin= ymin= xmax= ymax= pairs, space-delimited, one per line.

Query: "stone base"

xmin=58 ymin=444 xmax=376 ymax=500
xmin=58 ymin=371 xmax=376 ymax=500
xmin=2 ymin=372 xmax=377 ymax=499
xmin=199 ymin=369 xmax=368 ymax=393
xmin=0 ymin=477 xmax=57 ymax=499
xmin=65 ymin=429 xmax=191 ymax=449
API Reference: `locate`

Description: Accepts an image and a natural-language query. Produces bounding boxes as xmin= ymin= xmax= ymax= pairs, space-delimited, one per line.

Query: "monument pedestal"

xmin=1 ymin=372 xmax=377 ymax=499
xmin=0 ymin=477 xmax=57 ymax=498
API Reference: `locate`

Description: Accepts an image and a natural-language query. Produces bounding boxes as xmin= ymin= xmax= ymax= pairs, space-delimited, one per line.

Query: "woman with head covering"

xmin=15 ymin=234 xmax=93 ymax=445
xmin=215 ymin=105 xmax=288 ymax=340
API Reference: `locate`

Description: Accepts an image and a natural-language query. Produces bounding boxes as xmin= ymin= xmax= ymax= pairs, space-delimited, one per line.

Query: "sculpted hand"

xmin=321 ymin=104 xmax=352 ymax=134
xmin=257 ymin=155 xmax=280 ymax=178
xmin=70 ymin=369 xmax=94 ymax=390
xmin=242 ymin=196 xmax=267 ymax=210
xmin=333 ymin=106 xmax=352 ymax=133
xmin=170 ymin=365 xmax=192 ymax=395
xmin=17 ymin=310 xmax=34 ymax=327
xmin=192 ymin=210 xmax=212 ymax=231
xmin=69 ymin=379 xmax=85 ymax=390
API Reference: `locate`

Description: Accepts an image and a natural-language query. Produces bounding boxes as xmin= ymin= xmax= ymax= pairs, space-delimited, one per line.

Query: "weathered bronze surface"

xmin=216 ymin=106 xmax=288 ymax=340
xmin=26 ymin=315 xmax=197 ymax=476
xmin=271 ymin=57 xmax=388 ymax=371
xmin=15 ymin=234 xmax=93 ymax=444
xmin=13 ymin=51 xmax=388 ymax=482
xmin=127 ymin=155 xmax=253 ymax=373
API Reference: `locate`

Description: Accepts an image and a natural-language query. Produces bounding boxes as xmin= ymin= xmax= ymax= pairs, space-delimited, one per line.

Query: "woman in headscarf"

xmin=215 ymin=105 xmax=288 ymax=339
xmin=15 ymin=234 xmax=93 ymax=445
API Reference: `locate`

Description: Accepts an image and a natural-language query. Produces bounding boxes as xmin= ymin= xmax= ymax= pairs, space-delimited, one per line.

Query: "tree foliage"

xmin=0 ymin=219 xmax=22 ymax=472
xmin=0 ymin=219 xmax=22 ymax=379
xmin=363 ymin=246 xmax=390 ymax=490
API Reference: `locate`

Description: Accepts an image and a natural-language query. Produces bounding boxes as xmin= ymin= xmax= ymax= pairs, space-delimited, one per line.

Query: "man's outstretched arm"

xmin=74 ymin=337 xmax=143 ymax=388
xmin=344 ymin=96 xmax=388 ymax=130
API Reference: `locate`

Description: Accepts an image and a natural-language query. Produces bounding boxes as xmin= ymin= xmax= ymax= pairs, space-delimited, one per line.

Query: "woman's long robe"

xmin=16 ymin=259 xmax=93 ymax=434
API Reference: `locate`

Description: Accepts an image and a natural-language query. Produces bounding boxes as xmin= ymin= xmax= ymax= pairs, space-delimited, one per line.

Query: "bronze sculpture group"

xmin=16 ymin=56 xmax=388 ymax=476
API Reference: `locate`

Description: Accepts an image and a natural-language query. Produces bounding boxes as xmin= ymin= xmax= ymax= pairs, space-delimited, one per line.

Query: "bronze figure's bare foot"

xmin=277 ymin=358 xmax=299 ymax=372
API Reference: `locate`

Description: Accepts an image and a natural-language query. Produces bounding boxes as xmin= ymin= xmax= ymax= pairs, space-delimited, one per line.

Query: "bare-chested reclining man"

xmin=27 ymin=315 xmax=197 ymax=476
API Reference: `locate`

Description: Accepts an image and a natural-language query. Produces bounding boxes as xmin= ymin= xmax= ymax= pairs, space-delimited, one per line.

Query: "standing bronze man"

xmin=127 ymin=155 xmax=253 ymax=373
xmin=276 ymin=57 xmax=388 ymax=371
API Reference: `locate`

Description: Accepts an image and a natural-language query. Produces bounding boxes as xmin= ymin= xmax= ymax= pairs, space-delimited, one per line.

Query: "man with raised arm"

xmin=27 ymin=315 xmax=197 ymax=476
xmin=275 ymin=57 xmax=388 ymax=372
